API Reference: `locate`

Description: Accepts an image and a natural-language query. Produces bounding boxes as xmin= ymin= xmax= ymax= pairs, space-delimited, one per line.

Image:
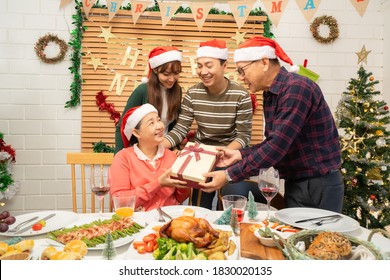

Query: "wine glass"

xmin=258 ymin=167 xmax=280 ymax=221
xmin=90 ymin=165 xmax=111 ymax=216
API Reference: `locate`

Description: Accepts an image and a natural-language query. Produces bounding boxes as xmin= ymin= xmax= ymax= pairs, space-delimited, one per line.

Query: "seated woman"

xmin=110 ymin=103 xmax=190 ymax=211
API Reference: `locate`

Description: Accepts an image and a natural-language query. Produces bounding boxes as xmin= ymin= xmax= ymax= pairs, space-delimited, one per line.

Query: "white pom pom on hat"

xmin=197 ymin=39 xmax=229 ymax=60
xmin=234 ymin=36 xmax=298 ymax=72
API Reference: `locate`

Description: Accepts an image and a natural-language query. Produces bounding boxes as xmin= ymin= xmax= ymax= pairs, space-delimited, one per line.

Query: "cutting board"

xmin=240 ymin=223 xmax=285 ymax=260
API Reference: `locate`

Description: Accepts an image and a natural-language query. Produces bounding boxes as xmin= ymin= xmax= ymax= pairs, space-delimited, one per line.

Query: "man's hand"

xmin=158 ymin=168 xmax=187 ymax=188
xmin=215 ymin=147 xmax=242 ymax=168
xmin=198 ymin=170 xmax=227 ymax=192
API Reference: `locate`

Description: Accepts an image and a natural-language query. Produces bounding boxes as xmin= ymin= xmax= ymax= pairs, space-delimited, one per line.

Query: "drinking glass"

xmin=258 ymin=167 xmax=280 ymax=221
xmin=90 ymin=165 xmax=111 ymax=216
xmin=112 ymin=193 xmax=136 ymax=218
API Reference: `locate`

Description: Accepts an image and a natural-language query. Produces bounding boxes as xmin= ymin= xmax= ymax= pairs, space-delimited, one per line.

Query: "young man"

xmin=200 ymin=37 xmax=344 ymax=213
xmin=162 ymin=39 xmax=253 ymax=209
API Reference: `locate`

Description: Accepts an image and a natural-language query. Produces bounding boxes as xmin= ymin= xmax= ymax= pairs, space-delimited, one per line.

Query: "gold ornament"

xmin=363 ymin=102 xmax=370 ymax=108
xmin=369 ymin=76 xmax=374 ymax=81
xmin=356 ymin=167 xmax=362 ymax=172
xmin=375 ymin=130 xmax=384 ymax=136
xmin=356 ymin=45 xmax=371 ymax=65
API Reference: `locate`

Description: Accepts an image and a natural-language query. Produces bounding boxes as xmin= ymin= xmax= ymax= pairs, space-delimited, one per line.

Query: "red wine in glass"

xmin=90 ymin=166 xmax=111 ymax=216
xmin=258 ymin=167 xmax=280 ymax=221
xmin=91 ymin=187 xmax=110 ymax=197
xmin=233 ymin=208 xmax=244 ymax=222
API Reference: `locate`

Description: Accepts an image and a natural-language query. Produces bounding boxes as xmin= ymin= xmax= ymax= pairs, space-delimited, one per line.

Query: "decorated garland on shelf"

xmin=66 ymin=0 xmax=273 ymax=109
xmin=34 ymin=33 xmax=69 ymax=64
xmin=310 ymin=15 xmax=339 ymax=44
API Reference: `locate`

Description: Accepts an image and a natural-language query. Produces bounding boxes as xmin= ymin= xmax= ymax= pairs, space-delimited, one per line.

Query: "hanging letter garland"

xmin=310 ymin=15 xmax=339 ymax=44
xmin=34 ymin=33 xmax=69 ymax=64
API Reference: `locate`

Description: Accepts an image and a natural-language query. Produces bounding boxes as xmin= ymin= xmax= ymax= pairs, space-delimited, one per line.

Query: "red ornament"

xmin=352 ymin=178 xmax=358 ymax=186
xmin=384 ymin=106 xmax=389 ymax=111
xmin=95 ymin=91 xmax=121 ymax=125
xmin=370 ymin=194 xmax=376 ymax=200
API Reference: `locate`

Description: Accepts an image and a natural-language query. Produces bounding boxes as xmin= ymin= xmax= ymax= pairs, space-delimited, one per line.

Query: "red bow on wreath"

xmin=95 ymin=91 xmax=121 ymax=125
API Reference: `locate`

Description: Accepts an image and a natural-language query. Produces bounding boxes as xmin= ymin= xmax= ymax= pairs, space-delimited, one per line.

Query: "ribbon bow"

xmin=180 ymin=143 xmax=204 ymax=162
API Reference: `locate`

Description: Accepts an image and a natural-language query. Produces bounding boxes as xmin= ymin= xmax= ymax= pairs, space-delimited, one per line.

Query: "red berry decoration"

xmin=370 ymin=194 xmax=376 ymax=200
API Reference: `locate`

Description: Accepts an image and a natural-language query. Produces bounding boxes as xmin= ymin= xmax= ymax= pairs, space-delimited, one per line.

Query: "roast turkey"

xmin=159 ymin=216 xmax=220 ymax=248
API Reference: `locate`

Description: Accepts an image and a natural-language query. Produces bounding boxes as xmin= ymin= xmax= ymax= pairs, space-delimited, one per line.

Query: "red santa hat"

xmin=143 ymin=46 xmax=182 ymax=82
xmin=120 ymin=103 xmax=158 ymax=148
xmin=234 ymin=37 xmax=299 ymax=72
xmin=197 ymin=39 xmax=229 ymax=60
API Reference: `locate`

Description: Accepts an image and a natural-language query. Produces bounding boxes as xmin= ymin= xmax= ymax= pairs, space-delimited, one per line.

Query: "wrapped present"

xmin=170 ymin=142 xmax=217 ymax=189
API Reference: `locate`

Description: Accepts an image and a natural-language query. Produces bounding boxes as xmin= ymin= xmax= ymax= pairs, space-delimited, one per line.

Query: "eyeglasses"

xmin=236 ymin=61 xmax=257 ymax=76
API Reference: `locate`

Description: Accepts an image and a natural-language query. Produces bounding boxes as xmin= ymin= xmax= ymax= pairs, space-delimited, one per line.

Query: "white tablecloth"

xmin=1 ymin=210 xmax=390 ymax=260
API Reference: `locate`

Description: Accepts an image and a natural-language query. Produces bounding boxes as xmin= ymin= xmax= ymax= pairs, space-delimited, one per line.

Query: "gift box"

xmin=170 ymin=142 xmax=217 ymax=189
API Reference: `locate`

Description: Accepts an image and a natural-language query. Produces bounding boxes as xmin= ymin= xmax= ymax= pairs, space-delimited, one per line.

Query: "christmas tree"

xmin=335 ymin=66 xmax=390 ymax=229
xmin=102 ymin=231 xmax=116 ymax=260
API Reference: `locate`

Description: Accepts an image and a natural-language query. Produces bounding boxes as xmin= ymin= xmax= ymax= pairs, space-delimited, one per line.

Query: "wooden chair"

xmin=66 ymin=152 xmax=114 ymax=213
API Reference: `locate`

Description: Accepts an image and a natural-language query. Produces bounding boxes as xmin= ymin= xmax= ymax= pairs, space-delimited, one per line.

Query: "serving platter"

xmin=125 ymin=223 xmax=238 ymax=260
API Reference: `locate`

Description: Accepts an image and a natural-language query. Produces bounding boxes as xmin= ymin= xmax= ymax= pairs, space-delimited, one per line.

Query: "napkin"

xmin=215 ymin=205 xmax=233 ymax=225
xmin=349 ymin=245 xmax=376 ymax=260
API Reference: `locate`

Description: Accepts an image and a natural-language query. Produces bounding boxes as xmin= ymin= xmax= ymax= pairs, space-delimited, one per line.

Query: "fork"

xmin=314 ymin=216 xmax=342 ymax=226
xmin=157 ymin=208 xmax=166 ymax=223
xmin=7 ymin=216 xmax=39 ymax=233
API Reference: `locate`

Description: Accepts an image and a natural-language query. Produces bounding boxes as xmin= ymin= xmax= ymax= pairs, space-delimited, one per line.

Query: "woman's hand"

xmin=158 ymin=168 xmax=187 ymax=188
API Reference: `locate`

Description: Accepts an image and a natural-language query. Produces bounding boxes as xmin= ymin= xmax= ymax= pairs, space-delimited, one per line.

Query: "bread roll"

xmin=183 ymin=208 xmax=195 ymax=217
xmin=306 ymin=232 xmax=352 ymax=260
xmin=0 ymin=249 xmax=23 ymax=258
xmin=41 ymin=246 xmax=58 ymax=260
xmin=64 ymin=240 xmax=88 ymax=257
xmin=50 ymin=251 xmax=82 ymax=260
xmin=12 ymin=240 xmax=34 ymax=253
xmin=0 ymin=242 xmax=9 ymax=256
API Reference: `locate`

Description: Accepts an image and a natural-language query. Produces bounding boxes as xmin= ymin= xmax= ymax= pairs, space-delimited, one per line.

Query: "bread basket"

xmin=0 ymin=252 xmax=30 ymax=260
xmin=270 ymin=228 xmax=390 ymax=260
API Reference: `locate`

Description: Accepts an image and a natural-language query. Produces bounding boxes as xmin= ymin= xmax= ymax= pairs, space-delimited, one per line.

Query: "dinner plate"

xmin=45 ymin=216 xmax=144 ymax=251
xmin=124 ymin=223 xmax=239 ymax=260
xmin=143 ymin=205 xmax=216 ymax=224
xmin=275 ymin=207 xmax=360 ymax=233
xmin=0 ymin=211 xmax=77 ymax=237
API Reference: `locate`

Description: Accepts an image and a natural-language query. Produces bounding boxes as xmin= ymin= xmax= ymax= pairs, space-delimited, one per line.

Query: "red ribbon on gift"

xmin=177 ymin=143 xmax=216 ymax=181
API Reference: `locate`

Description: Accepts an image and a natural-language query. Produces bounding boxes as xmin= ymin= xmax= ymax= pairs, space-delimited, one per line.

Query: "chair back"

xmin=66 ymin=152 xmax=114 ymax=213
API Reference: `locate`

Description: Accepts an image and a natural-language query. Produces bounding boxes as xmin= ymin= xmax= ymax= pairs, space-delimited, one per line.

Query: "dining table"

xmin=1 ymin=206 xmax=390 ymax=260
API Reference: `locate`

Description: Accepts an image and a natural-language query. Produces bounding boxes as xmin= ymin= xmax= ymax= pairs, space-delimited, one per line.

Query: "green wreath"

xmin=34 ymin=34 xmax=69 ymax=64
xmin=310 ymin=15 xmax=339 ymax=44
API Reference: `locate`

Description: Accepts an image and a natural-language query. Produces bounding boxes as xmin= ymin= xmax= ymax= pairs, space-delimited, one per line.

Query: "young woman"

xmin=110 ymin=104 xmax=189 ymax=211
xmin=115 ymin=46 xmax=182 ymax=152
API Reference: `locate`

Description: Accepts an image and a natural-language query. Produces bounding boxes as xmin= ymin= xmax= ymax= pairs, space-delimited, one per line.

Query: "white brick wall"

xmin=0 ymin=0 xmax=389 ymax=214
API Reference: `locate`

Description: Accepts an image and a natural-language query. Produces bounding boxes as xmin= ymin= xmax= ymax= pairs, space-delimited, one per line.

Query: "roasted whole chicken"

xmin=159 ymin=216 xmax=220 ymax=248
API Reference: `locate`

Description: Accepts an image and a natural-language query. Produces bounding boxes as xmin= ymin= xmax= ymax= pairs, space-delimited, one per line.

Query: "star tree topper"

xmin=356 ymin=45 xmax=371 ymax=65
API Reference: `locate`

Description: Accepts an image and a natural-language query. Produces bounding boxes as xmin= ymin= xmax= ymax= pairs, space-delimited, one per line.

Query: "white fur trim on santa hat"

xmin=234 ymin=45 xmax=276 ymax=63
xmin=123 ymin=104 xmax=158 ymax=140
xmin=149 ymin=50 xmax=182 ymax=69
xmin=197 ymin=46 xmax=228 ymax=60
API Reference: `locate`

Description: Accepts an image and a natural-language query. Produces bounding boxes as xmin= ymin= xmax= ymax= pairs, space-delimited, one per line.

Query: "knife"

xmin=159 ymin=208 xmax=173 ymax=220
xmin=14 ymin=213 xmax=56 ymax=234
xmin=294 ymin=214 xmax=341 ymax=223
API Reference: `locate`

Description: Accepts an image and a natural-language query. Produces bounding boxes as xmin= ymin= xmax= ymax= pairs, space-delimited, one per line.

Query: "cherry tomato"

xmin=133 ymin=241 xmax=146 ymax=249
xmin=137 ymin=245 xmax=146 ymax=254
xmin=142 ymin=233 xmax=157 ymax=243
xmin=146 ymin=241 xmax=155 ymax=252
xmin=32 ymin=223 xmax=43 ymax=231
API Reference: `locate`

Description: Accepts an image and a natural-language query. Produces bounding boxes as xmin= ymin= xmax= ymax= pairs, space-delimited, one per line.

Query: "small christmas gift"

xmin=170 ymin=142 xmax=217 ymax=189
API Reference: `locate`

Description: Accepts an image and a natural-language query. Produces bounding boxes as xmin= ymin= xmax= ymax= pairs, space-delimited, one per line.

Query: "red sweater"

xmin=110 ymin=147 xmax=190 ymax=211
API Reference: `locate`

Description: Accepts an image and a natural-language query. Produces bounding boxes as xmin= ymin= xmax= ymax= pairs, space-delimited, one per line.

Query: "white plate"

xmin=143 ymin=205 xmax=216 ymax=224
xmin=45 ymin=216 xmax=144 ymax=251
xmin=0 ymin=211 xmax=77 ymax=237
xmin=275 ymin=207 xmax=360 ymax=233
xmin=125 ymin=223 xmax=238 ymax=260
